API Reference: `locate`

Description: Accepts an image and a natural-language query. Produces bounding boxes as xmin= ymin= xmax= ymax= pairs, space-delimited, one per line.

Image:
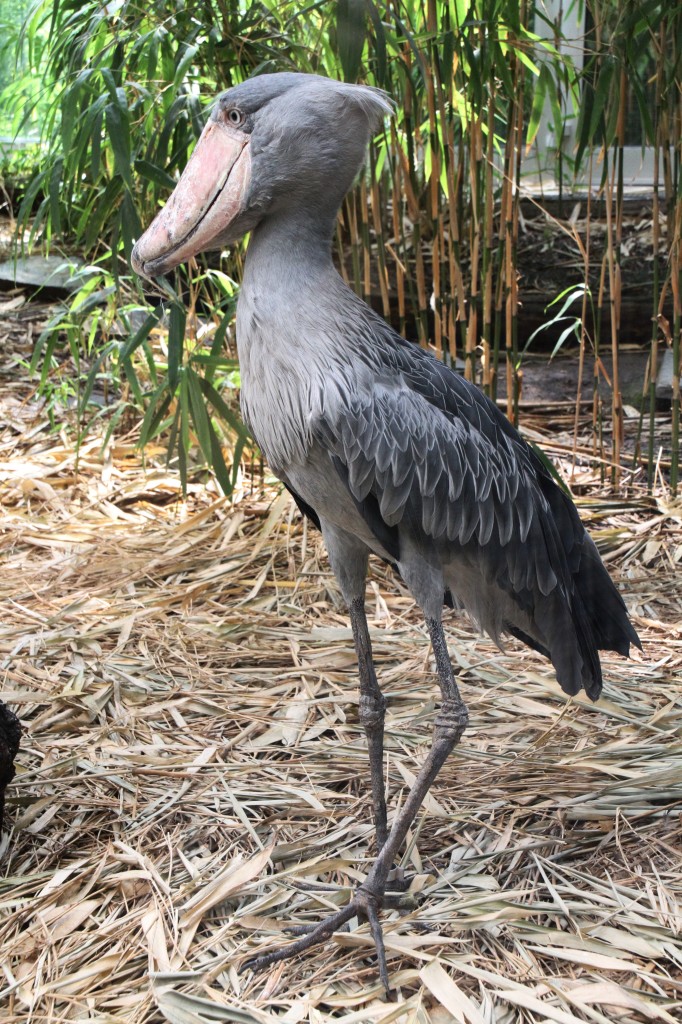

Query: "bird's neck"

xmin=237 ymin=205 xmax=367 ymax=470
xmin=242 ymin=207 xmax=339 ymax=299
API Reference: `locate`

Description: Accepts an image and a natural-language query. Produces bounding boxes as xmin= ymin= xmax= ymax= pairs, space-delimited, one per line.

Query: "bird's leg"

xmin=349 ymin=596 xmax=388 ymax=852
xmin=242 ymin=617 xmax=468 ymax=993
xmin=358 ymin=618 xmax=468 ymax=902
xmin=317 ymin=523 xmax=388 ymax=853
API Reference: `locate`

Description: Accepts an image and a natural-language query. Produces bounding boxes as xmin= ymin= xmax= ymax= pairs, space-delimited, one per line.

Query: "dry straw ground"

xmin=1 ymin=305 xmax=681 ymax=1023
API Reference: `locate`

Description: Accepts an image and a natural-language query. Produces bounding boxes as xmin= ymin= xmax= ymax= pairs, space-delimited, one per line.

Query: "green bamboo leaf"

xmin=394 ymin=15 xmax=428 ymax=86
xmin=16 ymin=172 xmax=45 ymax=234
xmin=134 ymin=159 xmax=176 ymax=190
xmin=450 ymin=0 xmax=472 ymax=27
xmin=513 ymin=46 xmax=540 ymax=78
xmin=172 ymin=42 xmax=200 ymax=90
xmin=365 ymin=0 xmax=387 ymax=85
xmin=179 ymin=369 xmax=190 ymax=456
xmin=523 ymin=287 xmax=585 ymax=354
xmin=60 ymin=90 xmax=75 ymax=155
xmin=589 ymin=60 xmax=615 ymax=144
xmin=529 ymin=440 xmax=571 ymax=496
xmin=102 ymin=403 xmax=130 ymax=451
xmin=121 ymin=191 xmax=143 ymax=264
xmin=38 ymin=332 xmax=59 ymax=390
xmin=120 ymin=356 xmax=144 ymax=405
xmin=84 ymin=179 xmax=123 ymax=251
xmin=187 ymin=94 xmax=206 ymax=140
xmin=546 ymin=283 xmax=588 ymax=314
xmin=140 ymin=385 xmax=172 ymax=446
xmin=186 ymin=366 xmax=213 ymax=461
xmin=207 ymin=417 xmax=233 ymax=494
xmin=208 ymin=311 xmax=232 ymax=370
xmin=120 ymin=307 xmax=164 ymax=361
xmin=230 ymin=431 xmax=247 ymax=485
xmin=78 ymin=343 xmax=115 ymax=420
xmin=105 ymin=98 xmax=133 ymax=189
xmin=550 ymin=319 xmax=581 ymax=359
xmin=146 ymin=27 xmax=160 ymax=80
xmin=71 ymin=284 xmax=115 ymax=316
xmin=166 ymin=403 xmax=180 ymax=468
xmin=191 ymin=354 xmax=238 ymax=371
xmin=629 ymin=73 xmax=654 ymax=148
xmin=547 ymin=66 xmax=564 ymax=148
xmin=91 ymin=109 xmax=102 ymax=180
xmin=100 ymin=68 xmax=119 ymax=104
xmin=167 ymin=304 xmax=186 ymax=391
xmin=197 ymin=375 xmax=250 ymax=440
xmin=48 ymin=157 xmax=63 ymax=236
xmin=526 ymin=62 xmax=549 ymax=148
xmin=336 ymin=0 xmax=366 ymax=82
xmin=30 ymin=308 xmax=65 ymax=373
xmin=602 ymin=88 xmax=620 ymax=150
xmin=177 ymin=422 xmax=188 ymax=495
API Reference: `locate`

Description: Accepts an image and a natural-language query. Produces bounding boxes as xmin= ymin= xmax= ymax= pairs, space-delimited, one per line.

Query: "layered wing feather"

xmin=310 ymin=330 xmax=639 ymax=699
xmin=314 ymin=376 xmax=560 ymax=596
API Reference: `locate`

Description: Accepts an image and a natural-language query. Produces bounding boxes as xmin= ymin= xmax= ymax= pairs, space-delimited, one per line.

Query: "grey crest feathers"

xmin=214 ymin=72 xmax=393 ymax=132
xmin=216 ymin=75 xmax=393 ymax=237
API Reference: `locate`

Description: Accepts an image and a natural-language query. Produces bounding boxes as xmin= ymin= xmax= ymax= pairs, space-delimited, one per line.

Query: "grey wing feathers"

xmin=314 ymin=381 xmax=554 ymax=591
xmin=311 ymin=330 xmax=640 ymax=701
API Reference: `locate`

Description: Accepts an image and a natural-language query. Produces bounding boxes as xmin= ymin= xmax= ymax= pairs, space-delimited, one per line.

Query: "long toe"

xmin=284 ymin=919 xmax=352 ymax=937
xmin=290 ymin=880 xmax=345 ymax=894
xmin=241 ymin=886 xmax=393 ymax=994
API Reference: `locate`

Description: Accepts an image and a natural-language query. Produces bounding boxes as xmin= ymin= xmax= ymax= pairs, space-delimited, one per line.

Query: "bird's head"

xmin=131 ymin=73 xmax=391 ymax=278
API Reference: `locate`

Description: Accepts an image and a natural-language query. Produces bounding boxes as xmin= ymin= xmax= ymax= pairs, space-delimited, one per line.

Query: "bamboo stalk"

xmin=671 ymin=97 xmax=681 ymax=494
xmin=573 ymin=150 xmax=594 ymax=480
xmin=510 ymin=13 xmax=526 ymax=425
xmin=336 ymin=213 xmax=350 ymax=287
xmin=348 ymin=191 xmax=362 ymax=298
xmin=467 ymin=115 xmax=482 ymax=383
xmin=604 ymin=157 xmax=622 ymax=487
xmin=482 ymin=81 xmax=495 ymax=396
xmin=369 ymin=146 xmax=390 ymax=318
xmin=359 ymin=177 xmax=372 ymax=301
xmin=390 ymin=145 xmax=406 ymax=333
xmin=426 ymin=68 xmax=442 ymax=358
xmin=647 ymin=21 xmax=664 ymax=492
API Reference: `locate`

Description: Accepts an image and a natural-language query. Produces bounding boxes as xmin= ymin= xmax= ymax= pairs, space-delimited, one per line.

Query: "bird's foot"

xmin=240 ymin=884 xmax=392 ymax=994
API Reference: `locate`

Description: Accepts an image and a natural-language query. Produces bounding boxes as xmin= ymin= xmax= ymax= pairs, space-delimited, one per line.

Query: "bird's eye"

xmin=228 ymin=108 xmax=244 ymax=126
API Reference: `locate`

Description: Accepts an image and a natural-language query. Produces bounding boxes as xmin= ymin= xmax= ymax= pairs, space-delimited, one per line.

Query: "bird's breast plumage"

xmin=236 ymin=281 xmax=360 ymax=472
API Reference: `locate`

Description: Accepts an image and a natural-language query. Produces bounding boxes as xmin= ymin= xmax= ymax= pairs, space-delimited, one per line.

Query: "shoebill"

xmin=131 ymin=72 xmax=640 ymax=992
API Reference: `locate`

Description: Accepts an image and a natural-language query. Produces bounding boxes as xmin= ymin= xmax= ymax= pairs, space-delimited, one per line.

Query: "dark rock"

xmin=0 ymin=255 xmax=83 ymax=294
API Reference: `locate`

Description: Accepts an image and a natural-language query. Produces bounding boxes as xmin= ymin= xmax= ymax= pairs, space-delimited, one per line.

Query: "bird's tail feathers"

xmin=573 ymin=539 xmax=642 ymax=656
xmin=533 ymin=587 xmax=602 ymax=701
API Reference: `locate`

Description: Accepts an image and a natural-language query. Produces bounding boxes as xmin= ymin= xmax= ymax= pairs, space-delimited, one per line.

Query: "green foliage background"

xmin=3 ymin=0 xmax=681 ymax=493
